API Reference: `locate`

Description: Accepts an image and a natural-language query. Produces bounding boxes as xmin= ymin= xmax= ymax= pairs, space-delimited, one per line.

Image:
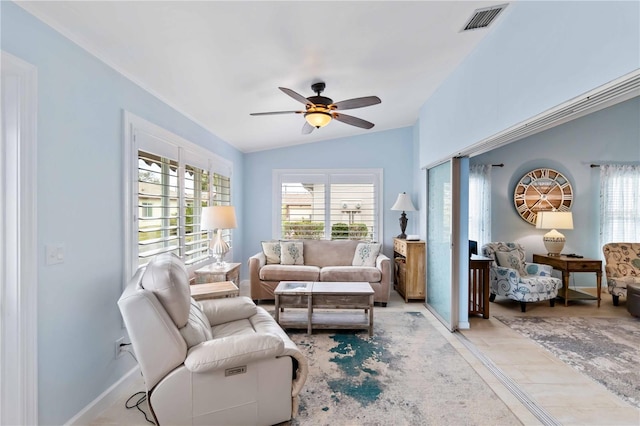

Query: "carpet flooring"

xmin=495 ymin=315 xmax=640 ymax=409
xmin=283 ymin=311 xmax=521 ymax=426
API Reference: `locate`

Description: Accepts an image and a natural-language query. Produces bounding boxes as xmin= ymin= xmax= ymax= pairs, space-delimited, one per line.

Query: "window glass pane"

xmin=600 ymin=165 xmax=640 ymax=244
xmin=184 ymin=165 xmax=210 ymax=266
xmin=137 ymin=150 xmax=180 ymax=266
xmin=212 ymin=173 xmax=232 ymax=246
xmin=330 ymin=183 xmax=374 ymax=240
xmin=281 ymin=182 xmax=325 ymax=239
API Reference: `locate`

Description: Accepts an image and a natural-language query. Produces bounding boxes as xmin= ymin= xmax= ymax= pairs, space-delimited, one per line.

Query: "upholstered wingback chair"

xmin=482 ymin=242 xmax=562 ymax=312
xmin=602 ymin=242 xmax=640 ymax=306
xmin=118 ymin=253 xmax=308 ymax=425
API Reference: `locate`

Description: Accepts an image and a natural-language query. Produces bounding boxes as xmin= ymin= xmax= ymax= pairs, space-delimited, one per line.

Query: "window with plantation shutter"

xmin=274 ymin=169 xmax=382 ymax=241
xmin=124 ymin=112 xmax=233 ymax=280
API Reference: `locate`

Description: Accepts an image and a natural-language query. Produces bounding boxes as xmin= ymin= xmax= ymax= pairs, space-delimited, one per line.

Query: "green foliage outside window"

xmin=283 ymin=221 xmax=324 ymax=239
xmin=331 ymin=222 xmax=369 ymax=240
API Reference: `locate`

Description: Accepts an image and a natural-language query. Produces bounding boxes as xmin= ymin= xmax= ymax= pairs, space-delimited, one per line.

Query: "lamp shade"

xmin=535 ymin=211 xmax=573 ymax=230
xmin=201 ymin=205 xmax=237 ymax=230
xmin=391 ymin=192 xmax=416 ymax=212
xmin=304 ymin=111 xmax=332 ymax=128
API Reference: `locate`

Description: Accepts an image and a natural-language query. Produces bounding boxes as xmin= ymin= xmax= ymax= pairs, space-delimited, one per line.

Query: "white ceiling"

xmin=18 ymin=1 xmax=512 ymax=153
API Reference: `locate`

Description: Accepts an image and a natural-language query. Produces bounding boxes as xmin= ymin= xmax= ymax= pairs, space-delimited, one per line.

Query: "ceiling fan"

xmin=250 ymin=82 xmax=381 ymax=134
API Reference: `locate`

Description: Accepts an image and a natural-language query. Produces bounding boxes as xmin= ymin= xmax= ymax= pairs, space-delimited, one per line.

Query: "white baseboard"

xmin=65 ymin=366 xmax=140 ymax=425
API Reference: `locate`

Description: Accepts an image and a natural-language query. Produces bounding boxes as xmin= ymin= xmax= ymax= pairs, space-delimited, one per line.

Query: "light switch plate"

xmin=45 ymin=244 xmax=64 ymax=265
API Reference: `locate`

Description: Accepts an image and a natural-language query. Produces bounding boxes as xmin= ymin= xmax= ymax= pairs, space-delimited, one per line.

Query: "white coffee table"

xmin=274 ymin=281 xmax=374 ymax=336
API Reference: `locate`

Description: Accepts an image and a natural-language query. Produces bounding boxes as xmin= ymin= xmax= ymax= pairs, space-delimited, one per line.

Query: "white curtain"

xmin=600 ymin=164 xmax=640 ymax=245
xmin=469 ymin=164 xmax=492 ymax=250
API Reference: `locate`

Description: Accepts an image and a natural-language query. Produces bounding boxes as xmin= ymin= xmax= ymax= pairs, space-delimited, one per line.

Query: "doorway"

xmin=1 ymin=51 xmax=38 ymax=425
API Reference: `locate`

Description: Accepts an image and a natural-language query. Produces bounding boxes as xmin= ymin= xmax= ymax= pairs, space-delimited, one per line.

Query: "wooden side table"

xmin=469 ymin=255 xmax=492 ymax=319
xmin=532 ymin=254 xmax=602 ymax=307
xmin=190 ymin=281 xmax=239 ymax=301
xmin=194 ymin=262 xmax=241 ymax=286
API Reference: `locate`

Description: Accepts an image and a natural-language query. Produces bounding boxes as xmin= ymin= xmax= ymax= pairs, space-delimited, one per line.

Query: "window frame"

xmin=272 ymin=169 xmax=383 ymax=241
xmin=123 ymin=111 xmax=233 ymax=283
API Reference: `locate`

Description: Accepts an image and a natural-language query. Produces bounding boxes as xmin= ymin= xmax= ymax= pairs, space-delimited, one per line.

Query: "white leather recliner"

xmin=118 ymin=253 xmax=308 ymax=425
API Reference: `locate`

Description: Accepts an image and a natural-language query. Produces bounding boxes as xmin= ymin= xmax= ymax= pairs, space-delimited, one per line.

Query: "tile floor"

xmin=91 ymin=285 xmax=640 ymax=425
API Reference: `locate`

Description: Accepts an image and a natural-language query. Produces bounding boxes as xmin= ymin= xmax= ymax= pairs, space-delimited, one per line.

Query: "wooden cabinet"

xmin=393 ymin=238 xmax=426 ymax=302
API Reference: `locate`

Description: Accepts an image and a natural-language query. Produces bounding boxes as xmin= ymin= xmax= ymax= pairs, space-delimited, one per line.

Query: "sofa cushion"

xmin=320 ymin=266 xmax=381 ymax=282
xmin=261 ymin=241 xmax=281 ymax=264
xmin=352 ymin=243 xmax=381 ymax=267
xmin=303 ymin=239 xmax=361 ymax=267
xmin=281 ymin=241 xmax=304 ymax=265
xmin=259 ymin=264 xmax=320 ymax=282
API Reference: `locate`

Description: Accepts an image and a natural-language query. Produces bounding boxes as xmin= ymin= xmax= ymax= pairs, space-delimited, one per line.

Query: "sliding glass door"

xmin=425 ymin=158 xmax=468 ymax=331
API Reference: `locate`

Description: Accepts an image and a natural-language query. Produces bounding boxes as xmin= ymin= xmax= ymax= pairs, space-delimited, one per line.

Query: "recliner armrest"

xmin=199 ymin=296 xmax=258 ymax=326
xmin=184 ymin=333 xmax=284 ymax=373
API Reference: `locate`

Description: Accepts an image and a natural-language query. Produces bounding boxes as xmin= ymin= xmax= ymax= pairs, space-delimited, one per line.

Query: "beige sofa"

xmin=249 ymin=239 xmax=391 ymax=306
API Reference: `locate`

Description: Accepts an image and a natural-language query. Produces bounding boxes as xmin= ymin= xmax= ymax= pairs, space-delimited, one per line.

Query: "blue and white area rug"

xmin=284 ymin=311 xmax=519 ymax=425
xmin=496 ymin=315 xmax=640 ymax=409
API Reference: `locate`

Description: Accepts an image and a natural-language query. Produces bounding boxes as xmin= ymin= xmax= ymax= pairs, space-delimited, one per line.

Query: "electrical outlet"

xmin=115 ymin=337 xmax=125 ymax=359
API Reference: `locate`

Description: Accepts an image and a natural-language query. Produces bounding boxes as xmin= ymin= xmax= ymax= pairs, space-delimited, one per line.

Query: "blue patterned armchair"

xmin=602 ymin=242 xmax=640 ymax=306
xmin=482 ymin=242 xmax=562 ymax=312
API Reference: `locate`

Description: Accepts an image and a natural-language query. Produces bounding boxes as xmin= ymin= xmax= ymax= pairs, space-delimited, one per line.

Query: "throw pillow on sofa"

xmin=495 ymin=251 xmax=527 ymax=276
xmin=261 ymin=241 xmax=281 ymax=264
xmin=352 ymin=242 xmax=381 ymax=267
xmin=280 ymin=241 xmax=304 ymax=265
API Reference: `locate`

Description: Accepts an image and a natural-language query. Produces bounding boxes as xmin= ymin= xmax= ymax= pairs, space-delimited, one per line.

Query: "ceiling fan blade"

xmin=250 ymin=110 xmax=303 ymax=116
xmin=302 ymin=121 xmax=315 ymax=135
xmin=332 ymin=112 xmax=375 ymax=129
xmin=332 ymin=96 xmax=381 ymax=110
xmin=279 ymin=87 xmax=315 ymax=106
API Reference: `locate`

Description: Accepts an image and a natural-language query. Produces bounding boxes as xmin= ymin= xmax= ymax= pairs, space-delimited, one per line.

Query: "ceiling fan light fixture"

xmin=305 ymin=111 xmax=332 ymax=128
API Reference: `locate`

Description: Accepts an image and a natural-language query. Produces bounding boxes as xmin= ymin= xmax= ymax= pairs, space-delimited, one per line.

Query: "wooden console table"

xmin=532 ymin=254 xmax=602 ymax=307
xmin=469 ymin=255 xmax=492 ymax=319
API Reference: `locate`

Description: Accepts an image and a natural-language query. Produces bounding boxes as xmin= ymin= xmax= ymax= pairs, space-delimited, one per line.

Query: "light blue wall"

xmin=471 ymin=97 xmax=640 ymax=286
xmin=4 ymin=0 xmax=638 ymax=422
xmin=1 ymin=3 xmax=244 ymax=424
xmin=242 ymin=127 xmax=415 ymax=265
xmin=418 ymin=0 xmax=640 ymax=168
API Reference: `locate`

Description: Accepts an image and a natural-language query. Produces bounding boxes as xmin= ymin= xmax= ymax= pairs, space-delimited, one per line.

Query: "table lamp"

xmin=391 ymin=192 xmax=416 ymax=239
xmin=201 ymin=205 xmax=237 ymax=267
xmin=536 ymin=211 xmax=573 ymax=256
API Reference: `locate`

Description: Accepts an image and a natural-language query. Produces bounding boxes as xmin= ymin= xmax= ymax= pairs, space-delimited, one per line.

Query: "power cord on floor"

xmin=125 ymin=391 xmax=155 ymax=425
xmin=119 ymin=342 xmax=155 ymax=425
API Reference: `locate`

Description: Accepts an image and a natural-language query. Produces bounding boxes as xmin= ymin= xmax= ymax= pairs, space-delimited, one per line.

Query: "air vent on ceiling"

xmin=462 ymin=4 xmax=508 ymax=31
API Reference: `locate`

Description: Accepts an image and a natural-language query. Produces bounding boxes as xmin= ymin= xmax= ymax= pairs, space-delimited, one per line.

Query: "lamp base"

xmin=397 ymin=211 xmax=408 ymax=239
xmin=210 ymin=229 xmax=229 ymax=267
xmin=543 ymin=229 xmax=566 ymax=256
